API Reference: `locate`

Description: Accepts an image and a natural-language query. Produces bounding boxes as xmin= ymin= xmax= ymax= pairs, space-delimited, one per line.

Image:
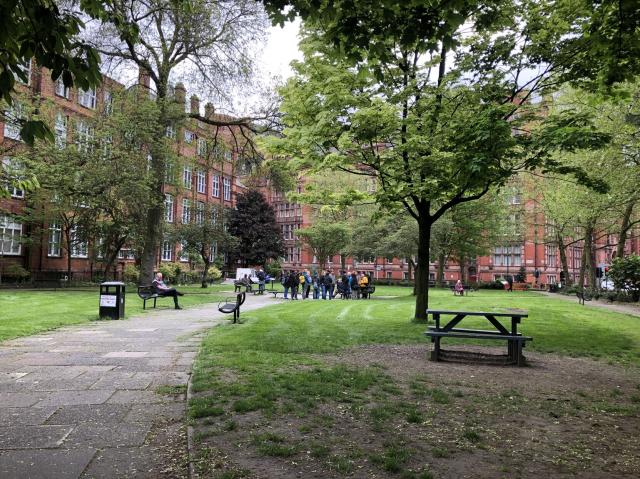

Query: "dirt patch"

xmin=190 ymin=345 xmax=640 ymax=478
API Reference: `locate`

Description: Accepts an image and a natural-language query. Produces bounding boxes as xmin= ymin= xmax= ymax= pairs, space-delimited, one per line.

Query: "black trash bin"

xmin=99 ymin=281 xmax=126 ymax=319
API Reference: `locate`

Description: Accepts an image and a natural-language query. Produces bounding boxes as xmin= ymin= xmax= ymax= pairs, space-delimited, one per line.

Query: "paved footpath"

xmin=0 ymin=293 xmax=275 ymax=478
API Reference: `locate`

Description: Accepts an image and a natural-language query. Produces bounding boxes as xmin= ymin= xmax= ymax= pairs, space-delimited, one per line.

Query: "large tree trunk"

xmin=414 ymin=217 xmax=431 ymax=321
xmin=588 ymin=228 xmax=597 ymax=290
xmin=616 ymin=201 xmax=634 ymax=258
xmin=201 ymin=256 xmax=210 ymax=288
xmin=459 ymin=254 xmax=466 ymax=284
xmin=557 ymin=231 xmax=571 ymax=287
xmin=437 ymin=252 xmax=446 ymax=286
xmin=578 ymin=224 xmax=594 ymax=290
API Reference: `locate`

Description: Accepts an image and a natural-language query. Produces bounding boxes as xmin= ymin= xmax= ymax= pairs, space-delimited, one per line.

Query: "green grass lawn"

xmin=188 ymin=286 xmax=640 ymax=478
xmin=0 ymin=283 xmax=233 ymax=342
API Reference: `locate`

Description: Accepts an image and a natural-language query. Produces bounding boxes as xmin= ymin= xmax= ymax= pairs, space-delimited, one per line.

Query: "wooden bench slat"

xmin=427 ymin=326 xmax=523 ymax=336
xmin=427 ymin=309 xmax=528 ymax=318
xmin=425 ymin=331 xmax=532 ymax=341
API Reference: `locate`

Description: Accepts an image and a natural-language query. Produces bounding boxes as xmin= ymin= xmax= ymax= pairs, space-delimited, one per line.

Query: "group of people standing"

xmin=280 ymin=269 xmax=372 ymax=300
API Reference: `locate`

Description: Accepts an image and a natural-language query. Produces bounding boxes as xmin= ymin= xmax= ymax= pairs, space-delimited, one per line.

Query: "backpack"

xmin=325 ymin=275 xmax=333 ymax=285
xmin=299 ymin=274 xmax=305 ymax=284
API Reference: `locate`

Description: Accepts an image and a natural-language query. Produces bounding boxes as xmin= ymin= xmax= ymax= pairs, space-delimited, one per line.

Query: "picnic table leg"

xmin=516 ymin=340 xmax=525 ymax=367
xmin=431 ymin=336 xmax=441 ymax=361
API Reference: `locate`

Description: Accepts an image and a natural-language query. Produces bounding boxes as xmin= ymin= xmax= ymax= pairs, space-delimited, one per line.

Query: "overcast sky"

xmin=259 ymin=18 xmax=303 ymax=83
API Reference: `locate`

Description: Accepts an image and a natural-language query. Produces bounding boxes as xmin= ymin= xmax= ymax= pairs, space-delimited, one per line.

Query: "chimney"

xmin=174 ymin=82 xmax=186 ymax=110
xmin=204 ymin=102 xmax=215 ymax=119
xmin=190 ymin=95 xmax=200 ymax=116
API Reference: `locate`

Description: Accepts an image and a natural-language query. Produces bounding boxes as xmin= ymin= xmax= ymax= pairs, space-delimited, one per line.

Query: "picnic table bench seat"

xmin=425 ymin=309 xmax=531 ymax=366
xmin=218 ymin=292 xmax=246 ymax=323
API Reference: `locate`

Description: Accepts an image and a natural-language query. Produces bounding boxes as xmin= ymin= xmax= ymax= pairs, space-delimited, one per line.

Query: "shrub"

xmin=206 ymin=266 xmax=222 ymax=283
xmin=158 ymin=262 xmax=182 ymax=283
xmin=477 ymin=281 xmax=505 ymax=290
xmin=608 ymin=255 xmax=640 ymax=301
xmin=122 ymin=264 xmax=139 ymax=284
xmin=2 ymin=263 xmax=30 ymax=281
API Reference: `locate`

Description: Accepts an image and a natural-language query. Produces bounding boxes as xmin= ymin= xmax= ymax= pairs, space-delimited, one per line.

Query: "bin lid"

xmin=100 ymin=281 xmax=125 ymax=286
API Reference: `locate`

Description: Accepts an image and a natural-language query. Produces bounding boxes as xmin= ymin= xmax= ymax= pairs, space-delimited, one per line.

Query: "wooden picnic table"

xmin=425 ymin=309 xmax=532 ymax=366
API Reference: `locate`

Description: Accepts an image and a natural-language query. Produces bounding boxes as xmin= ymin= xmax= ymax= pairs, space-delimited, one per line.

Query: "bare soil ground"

xmin=190 ymin=345 xmax=640 ymax=479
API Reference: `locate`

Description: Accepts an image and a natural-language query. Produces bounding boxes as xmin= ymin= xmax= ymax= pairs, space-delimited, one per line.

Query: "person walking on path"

xmin=152 ymin=272 xmax=184 ymax=309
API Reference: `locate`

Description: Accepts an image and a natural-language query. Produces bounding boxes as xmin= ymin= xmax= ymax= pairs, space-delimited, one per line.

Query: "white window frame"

xmin=0 ymin=216 xmax=23 ymax=255
xmin=223 ymin=177 xmax=231 ymax=201
xmin=75 ymin=120 xmax=94 ymax=153
xmin=161 ymin=240 xmax=173 ymax=261
xmin=164 ymin=194 xmax=174 ymax=223
xmin=3 ymin=103 xmax=23 ymax=141
xmin=47 ymin=222 xmax=62 ymax=257
xmin=55 ymin=113 xmax=67 ymax=149
xmin=196 ymin=169 xmax=206 ymax=193
xmin=183 ymin=165 xmax=192 ymax=189
xmin=179 ymin=240 xmax=189 ymax=262
xmin=2 ymin=157 xmax=24 ymax=198
xmin=182 ymin=199 xmax=191 ymax=224
xmin=54 ymin=78 xmax=71 ymax=99
xmin=165 ymin=125 xmax=176 ymax=139
xmin=184 ymin=130 xmax=195 ymax=143
xmin=78 ymin=87 xmax=97 ymax=109
xmin=103 ymin=90 xmax=113 ymax=115
xmin=196 ymin=201 xmax=205 ymax=224
xmin=70 ymin=227 xmax=88 ymax=258
xmin=211 ymin=174 xmax=220 ymax=197
xmin=197 ymin=138 xmax=207 ymax=156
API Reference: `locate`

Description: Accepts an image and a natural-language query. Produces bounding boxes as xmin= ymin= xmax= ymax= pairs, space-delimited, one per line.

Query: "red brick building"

xmin=1 ymin=64 xmax=246 ymax=281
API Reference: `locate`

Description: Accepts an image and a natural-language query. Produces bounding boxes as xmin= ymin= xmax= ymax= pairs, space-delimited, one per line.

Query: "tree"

xmin=173 ymin=203 xmax=237 ymax=288
xmin=88 ymin=0 xmax=272 ymax=284
xmin=227 ymin=190 xmax=284 ymax=267
xmin=16 ymin=87 xmax=158 ymax=279
xmin=267 ymin=8 xmax=610 ymax=320
xmin=608 ymin=254 xmax=640 ymax=301
xmin=297 ymin=221 xmax=350 ymax=272
xmin=0 ymin=0 xmax=110 ymax=146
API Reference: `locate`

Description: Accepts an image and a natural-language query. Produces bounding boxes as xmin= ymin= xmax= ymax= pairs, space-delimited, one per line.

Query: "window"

xmin=223 ymin=177 xmax=231 ymax=201
xmin=224 ymin=149 xmax=232 ymax=162
xmin=403 ymin=272 xmax=409 ymax=280
xmin=572 ymin=247 xmax=582 ymax=270
xmin=164 ymin=160 xmax=175 ymax=183
xmin=183 ymin=165 xmax=192 ymax=189
xmin=184 ymin=130 xmax=195 ymax=143
xmin=103 ymin=90 xmax=113 ymax=115
xmin=54 ymin=78 xmax=70 ymax=99
xmin=2 ymin=158 xmax=24 ymax=198
xmin=75 ymin=120 xmax=94 ymax=153
xmin=493 ymin=245 xmax=522 ymax=267
xmin=14 ymin=60 xmax=31 ymax=85
xmin=197 ymin=138 xmax=207 ymax=156
xmin=182 ymin=199 xmax=191 ymax=223
xmin=161 ymin=241 xmax=173 ymax=261
xmin=545 ymin=245 xmax=557 ymax=267
xmin=196 ymin=201 xmax=205 ymax=224
xmin=164 ymin=194 xmax=174 ymax=223
xmin=209 ymin=241 xmax=218 ymax=259
xmin=0 ymin=216 xmax=22 ymax=255
xmin=78 ymin=87 xmax=97 ymax=109
xmin=70 ymin=227 xmax=88 ymax=258
xmin=3 ymin=103 xmax=23 ymax=140
xmin=211 ymin=174 xmax=220 ymax=197
xmin=546 ymin=275 xmax=557 ymax=284
xmin=179 ymin=241 xmax=189 ymax=261
xmin=386 ymin=272 xmax=392 ymax=279
xmin=55 ymin=113 xmax=67 ymax=148
xmin=196 ymin=169 xmax=206 ymax=193
xmin=117 ymin=248 xmax=135 ymax=259
xmin=47 ymin=223 xmax=62 ymax=257
xmin=165 ymin=125 xmax=176 ymax=139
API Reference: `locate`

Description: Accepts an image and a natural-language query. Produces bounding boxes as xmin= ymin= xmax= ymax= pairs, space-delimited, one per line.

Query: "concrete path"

xmin=0 ymin=293 xmax=276 ymax=478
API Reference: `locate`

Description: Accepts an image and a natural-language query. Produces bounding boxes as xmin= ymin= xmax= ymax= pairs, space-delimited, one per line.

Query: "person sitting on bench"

xmin=454 ymin=280 xmax=464 ymax=296
xmin=152 ymin=272 xmax=184 ymax=310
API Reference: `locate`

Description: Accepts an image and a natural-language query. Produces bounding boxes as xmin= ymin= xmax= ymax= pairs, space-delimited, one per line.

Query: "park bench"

xmin=576 ymin=290 xmax=592 ymax=305
xmin=137 ymin=285 xmax=172 ymax=310
xmin=218 ymin=292 xmax=246 ymax=323
xmin=234 ymin=281 xmax=253 ymax=293
xmin=270 ymin=290 xmax=286 ymax=298
xmin=449 ymin=284 xmax=474 ymax=296
xmin=425 ymin=309 xmax=532 ymax=366
xmin=359 ymin=285 xmax=375 ymax=299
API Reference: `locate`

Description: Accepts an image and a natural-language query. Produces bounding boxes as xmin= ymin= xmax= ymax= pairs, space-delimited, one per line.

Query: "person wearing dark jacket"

xmin=288 ymin=271 xmax=299 ymax=300
xmin=325 ymin=271 xmax=335 ymax=300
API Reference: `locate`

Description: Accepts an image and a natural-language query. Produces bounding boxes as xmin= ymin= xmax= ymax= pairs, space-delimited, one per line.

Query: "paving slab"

xmin=0 ymin=293 xmax=276 ymax=477
xmin=0 ymin=448 xmax=96 ymax=479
